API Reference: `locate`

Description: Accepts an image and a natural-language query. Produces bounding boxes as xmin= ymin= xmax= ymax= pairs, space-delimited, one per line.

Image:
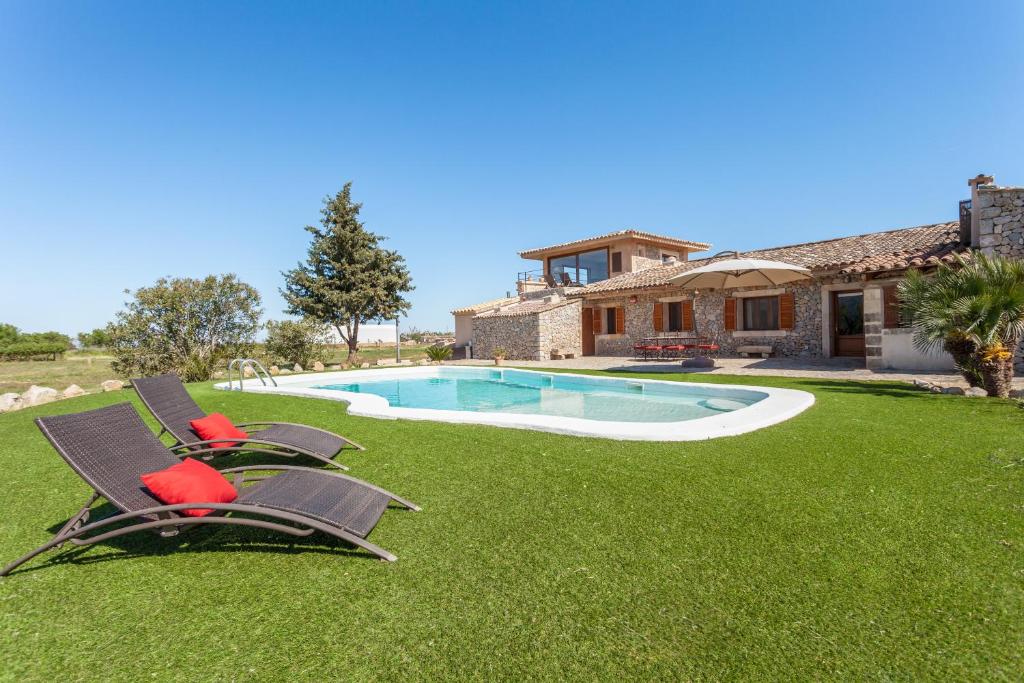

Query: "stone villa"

xmin=452 ymin=175 xmax=1024 ymax=371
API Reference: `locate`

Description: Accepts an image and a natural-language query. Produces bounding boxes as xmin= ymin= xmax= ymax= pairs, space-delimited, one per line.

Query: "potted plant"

xmin=493 ymin=347 xmax=507 ymax=366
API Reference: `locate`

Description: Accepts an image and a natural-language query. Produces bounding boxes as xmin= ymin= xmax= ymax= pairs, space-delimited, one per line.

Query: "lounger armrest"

xmin=217 ymin=464 xmax=421 ymax=511
xmin=233 ymin=422 xmax=365 ymax=451
xmin=171 ymin=438 xmax=320 ymax=459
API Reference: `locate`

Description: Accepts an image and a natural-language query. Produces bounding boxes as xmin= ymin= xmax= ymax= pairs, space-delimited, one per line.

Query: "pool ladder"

xmin=226 ymin=358 xmax=278 ymax=391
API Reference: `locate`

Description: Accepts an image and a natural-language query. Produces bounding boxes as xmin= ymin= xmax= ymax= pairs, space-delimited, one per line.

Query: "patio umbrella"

xmin=666 ymin=257 xmax=812 ymax=367
xmin=668 ymin=258 xmax=812 ymax=289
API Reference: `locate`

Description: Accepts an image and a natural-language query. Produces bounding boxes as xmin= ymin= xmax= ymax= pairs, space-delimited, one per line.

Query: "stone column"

xmin=863 ymin=286 xmax=884 ymax=370
xmin=974 ymin=184 xmax=1024 ymax=257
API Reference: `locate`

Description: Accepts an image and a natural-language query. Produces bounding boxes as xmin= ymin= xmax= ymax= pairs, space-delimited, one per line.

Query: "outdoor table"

xmin=635 ymin=336 xmax=716 ymax=360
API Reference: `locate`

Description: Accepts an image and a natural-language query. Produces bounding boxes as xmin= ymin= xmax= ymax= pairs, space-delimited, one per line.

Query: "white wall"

xmin=880 ymin=329 xmax=955 ymax=371
xmin=454 ymin=313 xmax=474 ymax=347
xmin=325 ymin=323 xmax=398 ymax=345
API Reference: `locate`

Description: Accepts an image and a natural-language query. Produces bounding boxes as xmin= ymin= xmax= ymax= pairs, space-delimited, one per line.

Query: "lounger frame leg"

xmin=1 ymin=500 xmax=398 ymax=577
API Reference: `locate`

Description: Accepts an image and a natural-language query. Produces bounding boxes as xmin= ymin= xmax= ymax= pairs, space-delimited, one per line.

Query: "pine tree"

xmin=281 ymin=183 xmax=413 ymax=360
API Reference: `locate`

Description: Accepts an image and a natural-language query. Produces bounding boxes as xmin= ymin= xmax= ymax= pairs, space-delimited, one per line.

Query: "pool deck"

xmin=449 ymin=356 xmax=1024 ymax=389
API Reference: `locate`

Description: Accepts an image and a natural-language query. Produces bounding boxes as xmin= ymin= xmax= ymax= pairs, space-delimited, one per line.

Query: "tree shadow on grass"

xmin=785 ymin=379 xmax=939 ymax=400
xmin=601 ymin=366 xmax=943 ymax=401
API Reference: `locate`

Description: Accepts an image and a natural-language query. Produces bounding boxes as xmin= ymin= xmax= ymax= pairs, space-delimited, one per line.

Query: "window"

xmin=611 ymin=251 xmax=622 ymax=272
xmin=742 ymin=296 xmax=780 ymax=331
xmin=883 ymin=285 xmax=910 ymax=328
xmin=667 ymin=302 xmax=683 ymax=332
xmin=548 ymin=248 xmax=609 ymax=285
xmin=606 ymin=307 xmax=618 ymax=334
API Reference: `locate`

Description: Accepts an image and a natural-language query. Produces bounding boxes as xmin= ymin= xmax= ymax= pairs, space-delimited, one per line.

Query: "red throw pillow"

xmin=140 ymin=458 xmax=238 ymax=517
xmin=189 ymin=413 xmax=248 ymax=448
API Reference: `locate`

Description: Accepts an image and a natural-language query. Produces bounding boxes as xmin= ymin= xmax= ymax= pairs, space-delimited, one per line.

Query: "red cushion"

xmin=663 ymin=345 xmax=685 ymax=351
xmin=189 ymin=413 xmax=248 ymax=448
xmin=140 ymin=458 xmax=238 ymax=517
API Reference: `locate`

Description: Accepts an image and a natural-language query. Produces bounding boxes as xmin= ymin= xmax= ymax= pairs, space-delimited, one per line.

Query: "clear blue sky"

xmin=2 ymin=1 xmax=1022 ymax=335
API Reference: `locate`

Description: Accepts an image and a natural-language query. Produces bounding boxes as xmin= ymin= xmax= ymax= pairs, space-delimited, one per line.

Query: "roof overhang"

xmin=519 ymin=230 xmax=711 ymax=260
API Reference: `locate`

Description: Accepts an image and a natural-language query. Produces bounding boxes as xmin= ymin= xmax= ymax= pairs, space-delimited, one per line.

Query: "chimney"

xmin=966 ymin=173 xmax=995 ymax=246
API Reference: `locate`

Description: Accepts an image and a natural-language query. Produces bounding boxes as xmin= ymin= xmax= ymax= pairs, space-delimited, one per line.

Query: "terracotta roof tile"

xmin=575 ymin=221 xmax=965 ymax=295
xmin=473 ymin=298 xmax=573 ymax=318
xmin=450 ymin=296 xmax=519 ymax=315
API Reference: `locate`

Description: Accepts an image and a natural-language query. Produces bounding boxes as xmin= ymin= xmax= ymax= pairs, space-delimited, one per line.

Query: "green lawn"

xmin=0 ymin=372 xmax=1021 ymax=680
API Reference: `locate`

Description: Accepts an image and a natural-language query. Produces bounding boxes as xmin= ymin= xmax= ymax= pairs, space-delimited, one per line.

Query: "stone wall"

xmin=975 ymin=186 xmax=1024 ymax=257
xmin=471 ymin=300 xmax=582 ymax=361
xmin=472 ymin=312 xmax=540 ymax=361
xmin=539 ymin=299 xmax=582 ymax=359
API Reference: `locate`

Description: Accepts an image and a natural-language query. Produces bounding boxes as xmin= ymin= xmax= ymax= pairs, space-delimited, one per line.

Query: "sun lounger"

xmin=133 ymin=373 xmax=361 ymax=471
xmin=1 ymin=403 xmax=419 ymax=576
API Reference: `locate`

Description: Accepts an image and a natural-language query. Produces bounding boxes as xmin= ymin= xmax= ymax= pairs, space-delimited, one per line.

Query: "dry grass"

xmin=0 ymin=352 xmax=116 ymax=394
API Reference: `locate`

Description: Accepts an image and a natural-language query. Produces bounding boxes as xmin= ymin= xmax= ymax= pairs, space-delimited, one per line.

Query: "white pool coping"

xmin=214 ymin=366 xmax=814 ymax=441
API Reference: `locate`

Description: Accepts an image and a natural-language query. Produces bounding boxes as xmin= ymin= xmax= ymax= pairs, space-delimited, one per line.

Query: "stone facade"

xmin=539 ymin=298 xmax=582 ymax=358
xmin=975 ymin=185 xmax=1024 ymax=257
xmin=472 ymin=300 xmax=582 ymax=361
xmin=591 ymin=278 xmax=827 ymax=357
xmin=473 ymin=311 xmax=539 ymax=360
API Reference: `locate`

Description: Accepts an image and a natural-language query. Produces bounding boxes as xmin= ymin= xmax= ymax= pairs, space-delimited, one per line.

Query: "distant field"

xmin=0 ymin=351 xmax=116 ymax=394
xmin=326 ymin=343 xmax=434 ymax=364
xmin=0 ymin=345 xmax=437 ymax=395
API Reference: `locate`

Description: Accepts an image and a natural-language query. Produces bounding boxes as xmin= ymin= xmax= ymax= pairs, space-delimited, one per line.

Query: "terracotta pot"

xmin=494 ymin=358 xmax=505 ymax=366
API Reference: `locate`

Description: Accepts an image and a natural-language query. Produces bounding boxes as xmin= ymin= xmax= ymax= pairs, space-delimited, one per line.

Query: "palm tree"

xmin=898 ymin=252 xmax=1024 ymax=398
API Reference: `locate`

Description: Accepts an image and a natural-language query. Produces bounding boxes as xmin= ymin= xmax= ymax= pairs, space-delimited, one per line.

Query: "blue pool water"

xmin=314 ymin=368 xmax=764 ymax=423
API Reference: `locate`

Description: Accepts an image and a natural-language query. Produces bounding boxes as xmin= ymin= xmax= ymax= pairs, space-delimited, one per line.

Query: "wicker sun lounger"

xmin=1 ymin=403 xmax=419 ymax=576
xmin=133 ymin=373 xmax=361 ymax=471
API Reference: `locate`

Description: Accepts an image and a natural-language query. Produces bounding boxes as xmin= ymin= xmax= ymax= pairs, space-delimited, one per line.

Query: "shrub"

xmin=425 ymin=344 xmax=452 ymax=362
xmin=900 ymin=252 xmax=1024 ymax=397
xmin=77 ymin=328 xmax=111 ymax=349
xmin=264 ymin=319 xmax=331 ymax=367
xmin=0 ymin=324 xmax=19 ymax=346
xmin=0 ymin=324 xmax=72 ymax=360
xmin=493 ymin=347 xmax=507 ymax=359
xmin=107 ymin=275 xmax=262 ymax=381
xmin=0 ymin=340 xmax=68 ymax=360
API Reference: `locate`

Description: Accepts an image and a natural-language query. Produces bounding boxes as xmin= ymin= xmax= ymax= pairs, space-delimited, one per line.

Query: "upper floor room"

xmin=516 ymin=229 xmax=710 ymax=291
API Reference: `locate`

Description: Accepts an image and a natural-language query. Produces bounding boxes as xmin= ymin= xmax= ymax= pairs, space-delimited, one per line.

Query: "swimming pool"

xmin=215 ymin=366 xmax=814 ymax=441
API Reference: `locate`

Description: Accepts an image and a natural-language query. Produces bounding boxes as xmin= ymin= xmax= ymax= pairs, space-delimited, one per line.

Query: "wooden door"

xmin=831 ymin=290 xmax=865 ymax=357
xmin=582 ymin=308 xmax=596 ymax=356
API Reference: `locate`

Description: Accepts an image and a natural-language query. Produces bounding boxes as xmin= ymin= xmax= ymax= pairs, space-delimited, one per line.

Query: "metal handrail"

xmin=226 ymin=358 xmax=278 ymax=391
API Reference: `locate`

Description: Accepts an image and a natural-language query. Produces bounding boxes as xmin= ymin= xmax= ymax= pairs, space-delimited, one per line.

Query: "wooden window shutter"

xmin=779 ymin=292 xmax=795 ymax=329
xmin=615 ymin=307 xmax=625 ymax=334
xmin=592 ymin=309 xmax=602 ymax=334
xmin=883 ymin=286 xmax=899 ymax=329
xmin=682 ymin=300 xmax=694 ymax=331
xmin=612 ymin=251 xmax=623 ymax=272
xmin=724 ymin=298 xmax=736 ymax=331
xmin=652 ymin=303 xmax=664 ymax=332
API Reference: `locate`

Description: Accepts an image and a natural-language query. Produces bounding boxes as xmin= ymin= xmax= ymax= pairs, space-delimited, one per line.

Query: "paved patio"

xmin=451 ymin=355 xmax=1024 ymax=388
